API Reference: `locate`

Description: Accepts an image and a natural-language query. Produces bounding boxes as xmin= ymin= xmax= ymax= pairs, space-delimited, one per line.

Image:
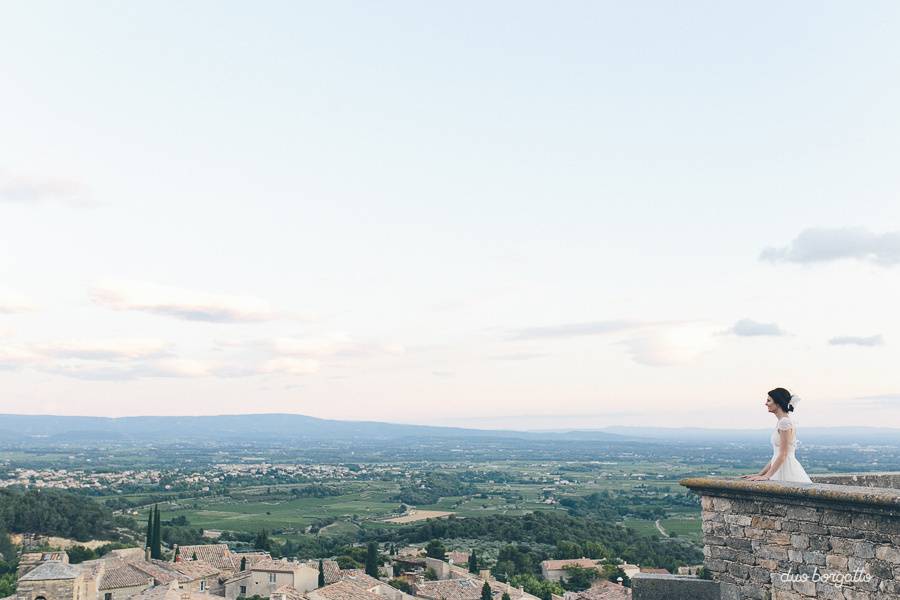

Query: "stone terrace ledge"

xmin=678 ymin=473 xmax=900 ymax=600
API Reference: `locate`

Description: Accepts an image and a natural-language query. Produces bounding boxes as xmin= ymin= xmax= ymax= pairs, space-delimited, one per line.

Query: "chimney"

xmin=145 ymin=547 xmax=151 ymax=562
xmin=616 ymin=577 xmax=623 ymax=586
xmin=478 ymin=569 xmax=490 ymax=581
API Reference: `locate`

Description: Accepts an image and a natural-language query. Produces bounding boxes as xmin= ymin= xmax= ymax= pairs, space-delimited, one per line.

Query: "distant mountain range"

xmin=0 ymin=413 xmax=897 ymax=445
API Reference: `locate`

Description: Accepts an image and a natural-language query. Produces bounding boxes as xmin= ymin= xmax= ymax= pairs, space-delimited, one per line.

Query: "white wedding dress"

xmin=769 ymin=416 xmax=812 ymax=483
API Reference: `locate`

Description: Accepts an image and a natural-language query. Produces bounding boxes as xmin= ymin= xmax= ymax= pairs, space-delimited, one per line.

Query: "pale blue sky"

xmin=2 ymin=2 xmax=899 ymax=428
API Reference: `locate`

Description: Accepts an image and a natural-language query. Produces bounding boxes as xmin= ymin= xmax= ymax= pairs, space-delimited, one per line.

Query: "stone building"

xmin=15 ymin=562 xmax=88 ymax=600
xmin=540 ymin=558 xmax=603 ymax=582
xmin=223 ymin=558 xmax=318 ymax=600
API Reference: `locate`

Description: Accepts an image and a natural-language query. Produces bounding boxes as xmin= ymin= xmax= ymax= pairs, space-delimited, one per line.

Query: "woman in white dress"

xmin=742 ymin=387 xmax=812 ymax=483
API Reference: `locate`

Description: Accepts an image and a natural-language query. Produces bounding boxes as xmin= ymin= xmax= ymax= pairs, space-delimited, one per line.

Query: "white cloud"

xmin=727 ymin=319 xmax=786 ymax=337
xmin=91 ymin=280 xmax=278 ymax=323
xmin=622 ymin=324 xmax=717 ymax=367
xmin=0 ymin=170 xmax=91 ymax=205
xmin=761 ymin=227 xmax=900 ymax=266
xmin=828 ymin=334 xmax=884 ymax=347
xmin=35 ymin=338 xmax=171 ymax=360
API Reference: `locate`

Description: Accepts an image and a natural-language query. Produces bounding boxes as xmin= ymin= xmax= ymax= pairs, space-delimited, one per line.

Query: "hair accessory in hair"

xmin=789 ymin=395 xmax=801 ymax=410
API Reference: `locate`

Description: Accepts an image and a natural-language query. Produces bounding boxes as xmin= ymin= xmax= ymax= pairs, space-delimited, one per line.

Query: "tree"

xmin=145 ymin=509 xmax=153 ymax=549
xmin=0 ymin=524 xmax=14 ymax=563
xmin=173 ymin=546 xmax=180 ymax=562
xmin=318 ymin=559 xmax=325 ymax=587
xmin=67 ymin=545 xmax=96 ymax=564
xmin=254 ymin=530 xmax=270 ymax=552
xmin=502 ymin=594 xmax=511 ymax=600
xmin=365 ymin=542 xmax=379 ymax=578
xmin=150 ymin=505 xmax=163 ymax=559
xmin=561 ymin=566 xmax=598 ymax=592
xmin=425 ymin=540 xmax=445 ymax=560
xmin=508 ymin=574 xmax=564 ymax=600
xmin=468 ymin=550 xmax=478 ymax=573
xmin=192 ymin=552 xmax=198 ymax=560
xmin=0 ymin=573 xmax=14 ymax=599
xmin=481 ymin=581 xmax=493 ymax=600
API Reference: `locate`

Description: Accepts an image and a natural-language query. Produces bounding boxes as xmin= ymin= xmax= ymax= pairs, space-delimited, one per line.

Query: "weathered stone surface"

xmin=681 ymin=474 xmax=900 ymax=600
xmin=630 ymin=573 xmax=720 ymax=600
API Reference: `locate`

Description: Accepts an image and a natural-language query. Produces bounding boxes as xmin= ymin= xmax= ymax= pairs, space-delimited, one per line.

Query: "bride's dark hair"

xmin=768 ymin=387 xmax=794 ymax=412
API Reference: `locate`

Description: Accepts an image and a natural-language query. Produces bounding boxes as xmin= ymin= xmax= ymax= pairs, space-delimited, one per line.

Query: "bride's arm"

xmin=741 ymin=459 xmax=771 ymax=479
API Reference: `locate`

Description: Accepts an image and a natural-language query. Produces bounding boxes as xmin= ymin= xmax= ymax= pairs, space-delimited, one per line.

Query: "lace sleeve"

xmin=777 ymin=417 xmax=794 ymax=431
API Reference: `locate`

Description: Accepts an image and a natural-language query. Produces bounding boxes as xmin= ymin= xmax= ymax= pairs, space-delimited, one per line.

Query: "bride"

xmin=741 ymin=387 xmax=812 ymax=483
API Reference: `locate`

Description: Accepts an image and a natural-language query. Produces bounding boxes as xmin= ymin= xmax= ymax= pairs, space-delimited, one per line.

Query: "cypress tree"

xmin=174 ymin=546 xmax=180 ymax=562
xmin=365 ymin=542 xmax=379 ymax=578
xmin=240 ymin=556 xmax=247 ymax=571
xmin=145 ymin=509 xmax=153 ymax=549
xmin=481 ymin=581 xmax=492 ymax=600
xmin=318 ymin=559 xmax=325 ymax=587
xmin=468 ymin=550 xmax=478 ymax=573
xmin=151 ymin=504 xmax=162 ymax=559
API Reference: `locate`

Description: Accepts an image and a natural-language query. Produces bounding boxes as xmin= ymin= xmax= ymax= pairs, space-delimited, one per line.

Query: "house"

xmin=224 ymin=559 xmax=317 ymax=599
xmin=129 ymin=582 xmax=210 ymax=600
xmin=539 ymin=558 xmax=602 ymax=582
xmin=173 ymin=545 xmax=268 ymax=576
xmin=95 ymin=561 xmax=154 ymax=600
xmin=339 ymin=569 xmax=414 ymax=600
xmin=298 ymin=560 xmax=341 ymax=585
xmin=445 ymin=552 xmax=469 ymax=568
xmin=412 ymin=577 xmax=538 ymax=600
xmin=305 ymin=580 xmax=383 ymax=600
xmin=616 ymin=564 xmax=639 ymax=580
xmin=163 ymin=559 xmax=222 ymax=594
xmin=562 ymin=580 xmax=631 ymax=600
xmin=15 ymin=561 xmax=88 ymax=600
xmin=17 ymin=553 xmax=70 ymax=579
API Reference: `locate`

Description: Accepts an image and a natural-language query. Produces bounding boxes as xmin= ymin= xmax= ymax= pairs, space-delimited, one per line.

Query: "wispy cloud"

xmin=91 ymin=280 xmax=278 ymax=323
xmin=508 ymin=320 xmax=643 ymax=340
xmin=828 ymin=334 xmax=884 ymax=347
xmin=848 ymin=394 xmax=900 ymax=408
xmin=0 ymin=170 xmax=91 ymax=206
xmin=35 ymin=338 xmax=171 ymax=360
xmin=761 ymin=227 xmax=900 ymax=266
xmin=41 ymin=358 xmax=211 ymax=381
xmin=726 ymin=319 xmax=786 ymax=337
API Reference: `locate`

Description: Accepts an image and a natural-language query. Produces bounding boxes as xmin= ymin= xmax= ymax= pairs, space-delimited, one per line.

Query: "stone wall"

xmin=681 ymin=476 xmax=900 ymax=600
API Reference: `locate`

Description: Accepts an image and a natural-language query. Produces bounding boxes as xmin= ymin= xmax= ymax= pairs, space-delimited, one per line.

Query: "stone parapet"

xmin=680 ymin=475 xmax=900 ymax=600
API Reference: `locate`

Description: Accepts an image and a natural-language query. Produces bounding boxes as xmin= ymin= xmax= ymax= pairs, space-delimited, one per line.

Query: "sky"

xmin=2 ymin=2 xmax=900 ymax=429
